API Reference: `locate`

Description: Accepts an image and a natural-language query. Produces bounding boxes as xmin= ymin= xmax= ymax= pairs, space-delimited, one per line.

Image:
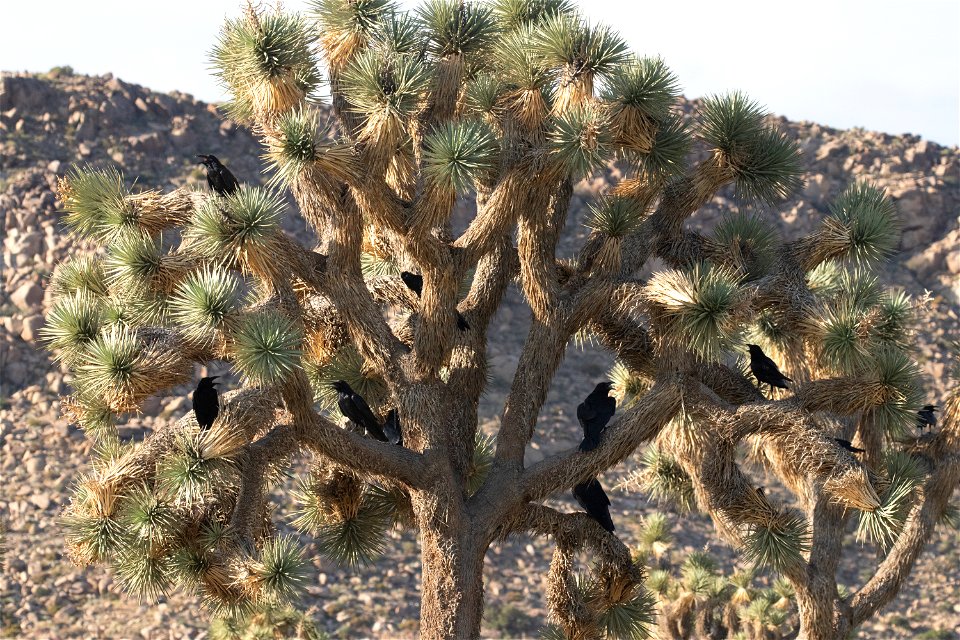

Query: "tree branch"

xmin=519 ymin=378 xmax=684 ymax=503
xmin=281 ymin=371 xmax=431 ymax=489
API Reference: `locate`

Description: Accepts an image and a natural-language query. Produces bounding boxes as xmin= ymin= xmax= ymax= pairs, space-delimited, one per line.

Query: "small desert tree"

xmin=43 ymin=1 xmax=960 ymax=638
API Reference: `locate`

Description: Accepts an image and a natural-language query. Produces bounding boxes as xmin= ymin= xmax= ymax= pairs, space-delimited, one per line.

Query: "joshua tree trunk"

xmin=418 ymin=519 xmax=488 ymax=640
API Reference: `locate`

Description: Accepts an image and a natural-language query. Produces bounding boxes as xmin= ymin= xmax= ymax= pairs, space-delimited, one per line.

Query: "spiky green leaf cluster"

xmin=340 ymin=50 xmax=431 ymax=117
xmin=266 ymin=108 xmax=322 ymax=184
xmin=371 ymin=10 xmax=423 ymax=55
xmin=422 ymin=120 xmax=500 ymax=192
xmin=699 ymin=92 xmax=803 ymax=204
xmin=61 ymin=165 xmax=137 ymax=241
xmin=856 ymin=451 xmax=925 ymax=550
xmin=75 ymin=325 xmax=148 ymax=401
xmin=493 ymin=24 xmax=556 ymax=97
xmin=418 ymin=0 xmax=497 ymax=57
xmin=711 ymin=213 xmax=778 ymax=280
xmin=602 ymin=56 xmax=680 ymax=122
xmin=630 ymin=446 xmax=696 ymax=513
xmin=548 ymin=104 xmax=612 ymax=178
xmin=312 ymin=0 xmax=395 ymax=42
xmin=62 ymin=492 xmax=123 ymax=563
xmin=169 ymin=266 xmax=243 ymax=346
xmin=211 ymin=12 xmax=321 ymax=121
xmin=41 ymin=292 xmax=104 ymax=362
xmin=827 ymin=181 xmax=900 ymax=264
xmin=645 ymin=262 xmax=746 ymax=362
xmin=156 ymin=433 xmax=238 ymax=506
xmin=633 ymin=115 xmax=691 ymax=181
xmin=868 ymin=347 xmax=925 ymax=438
xmin=491 ymin=0 xmax=573 ymax=30
xmin=741 ymin=510 xmax=810 ymax=573
xmin=50 ymin=255 xmax=109 ymax=298
xmin=103 ymin=231 xmax=167 ymax=291
xmin=120 ymin=486 xmax=179 ymax=553
xmin=232 ymin=310 xmax=304 ymax=386
xmin=188 ymin=185 xmax=283 ymax=267
xmin=291 ymin=480 xmax=391 ymax=567
xmin=467 ymin=433 xmax=495 ymax=495
xmin=256 ymin=536 xmax=308 ymax=603
xmin=585 ymin=195 xmax=646 ymax=238
xmin=112 ymin=549 xmax=173 ymax=602
xmin=531 ymin=12 xmax=628 ymax=78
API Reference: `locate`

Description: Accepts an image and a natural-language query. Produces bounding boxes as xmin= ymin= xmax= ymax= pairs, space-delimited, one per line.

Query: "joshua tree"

xmin=44 ymin=1 xmax=960 ymax=638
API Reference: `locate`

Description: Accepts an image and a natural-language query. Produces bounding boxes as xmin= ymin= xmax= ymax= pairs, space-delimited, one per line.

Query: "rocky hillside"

xmin=1 ymin=69 xmax=959 ymax=639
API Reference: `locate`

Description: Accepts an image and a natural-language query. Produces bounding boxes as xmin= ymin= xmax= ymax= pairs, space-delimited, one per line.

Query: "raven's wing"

xmin=595 ymin=396 xmax=616 ymax=428
xmin=384 ymin=409 xmax=402 ymax=446
xmin=577 ymin=401 xmax=596 ymax=422
xmin=592 ymin=479 xmax=611 ymax=506
xmin=221 ymin=167 xmax=240 ymax=194
xmin=351 ymin=392 xmax=388 ymax=441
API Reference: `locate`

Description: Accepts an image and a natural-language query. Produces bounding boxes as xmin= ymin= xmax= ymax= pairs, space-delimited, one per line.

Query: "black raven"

xmin=196 ymin=154 xmax=240 ymax=197
xmin=400 ymin=271 xmax=424 ymax=296
xmin=192 ymin=376 xmax=220 ymax=431
xmin=917 ymin=404 xmax=938 ymax=431
xmin=577 ymin=381 xmax=616 ymax=452
xmin=572 ymin=477 xmax=615 ymax=533
xmin=400 ymin=271 xmax=470 ymax=331
xmin=747 ymin=344 xmax=792 ymax=392
xmin=331 ymin=380 xmax=388 ymax=442
xmin=384 ymin=408 xmax=403 ymax=446
xmin=834 ymin=438 xmax=865 ymax=454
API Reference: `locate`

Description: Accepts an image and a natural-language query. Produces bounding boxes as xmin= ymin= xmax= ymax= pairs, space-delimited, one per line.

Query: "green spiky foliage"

xmin=60 ymin=165 xmax=135 ymax=241
xmin=290 ymin=474 xmax=391 ymax=567
xmin=626 ymin=447 xmax=696 ymax=513
xmin=699 ymin=92 xmax=803 ymax=204
xmin=826 ymin=182 xmax=899 ymax=265
xmin=212 ymin=11 xmax=322 ymax=122
xmin=548 ymin=103 xmax=613 ymax=177
xmin=586 ymin=195 xmax=647 ymax=238
xmin=423 ymin=120 xmax=500 ymax=193
xmin=306 ymin=343 xmax=388 ymax=410
xmin=492 ymin=0 xmax=574 ymax=31
xmin=231 ymin=310 xmax=305 ymax=386
xmin=531 ymin=12 xmax=629 ymax=80
xmin=856 ymin=451 xmax=926 ymax=550
xmin=49 ymin=255 xmax=109 ymax=298
xmin=210 ymin=603 xmax=329 ymax=640
xmin=169 ymin=266 xmax=243 ymax=347
xmin=741 ymin=512 xmax=810 ymax=574
xmin=43 ymin=2 xmax=955 ymax=639
xmin=340 ymin=49 xmax=432 ymax=122
xmin=711 ymin=213 xmax=779 ymax=280
xmin=645 ymin=262 xmax=747 ymax=361
xmin=418 ymin=0 xmax=497 ymax=59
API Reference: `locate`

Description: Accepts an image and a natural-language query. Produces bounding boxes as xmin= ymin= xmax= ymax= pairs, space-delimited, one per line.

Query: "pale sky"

xmin=3 ymin=0 xmax=958 ymax=146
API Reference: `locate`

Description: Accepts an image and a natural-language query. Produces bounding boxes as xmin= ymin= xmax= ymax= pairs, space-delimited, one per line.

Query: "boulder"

xmin=10 ymin=282 xmax=43 ymax=312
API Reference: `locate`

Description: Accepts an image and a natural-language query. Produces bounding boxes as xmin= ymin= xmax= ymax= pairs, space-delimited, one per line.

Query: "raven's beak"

xmin=196 ymin=155 xmax=207 ymax=164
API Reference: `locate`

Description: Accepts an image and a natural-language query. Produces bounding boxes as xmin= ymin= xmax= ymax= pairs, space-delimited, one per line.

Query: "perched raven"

xmin=747 ymin=344 xmax=792 ymax=392
xmin=577 ymin=381 xmax=616 ymax=452
xmin=331 ymin=380 xmax=388 ymax=442
xmin=834 ymin=438 xmax=865 ymax=454
xmin=400 ymin=270 xmax=470 ymax=331
xmin=192 ymin=376 xmax=220 ymax=431
xmin=384 ymin=408 xmax=403 ymax=446
xmin=197 ymin=154 xmax=240 ymax=197
xmin=917 ymin=404 xmax=938 ymax=431
xmin=572 ymin=477 xmax=615 ymax=533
